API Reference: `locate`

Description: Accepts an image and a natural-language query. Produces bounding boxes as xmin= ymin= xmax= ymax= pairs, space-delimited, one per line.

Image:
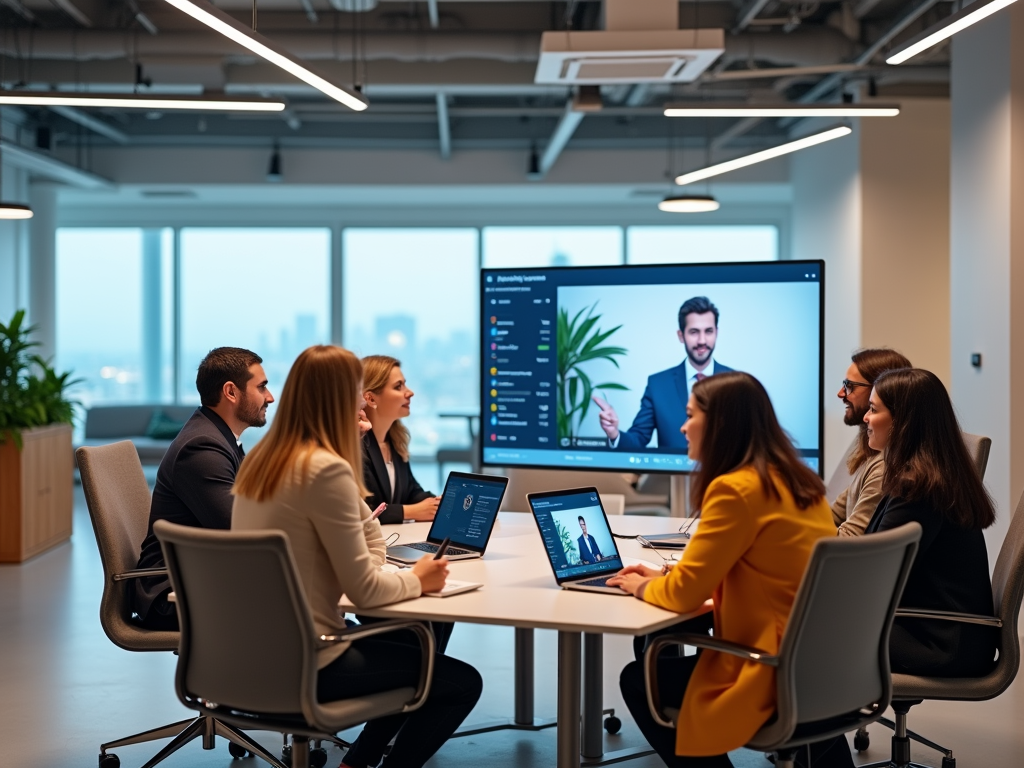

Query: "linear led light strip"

xmin=665 ymin=105 xmax=900 ymax=118
xmin=161 ymin=0 xmax=368 ymax=111
xmin=0 ymin=92 xmax=286 ymax=111
xmin=887 ymin=0 xmax=1019 ymax=65
xmin=675 ymin=125 xmax=852 ymax=186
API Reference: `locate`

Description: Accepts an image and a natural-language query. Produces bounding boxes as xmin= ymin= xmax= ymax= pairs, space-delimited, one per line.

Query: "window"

xmin=343 ymin=229 xmax=478 ymax=461
xmin=56 ymin=229 xmax=174 ymax=433
xmin=482 ymin=227 xmax=623 ymax=268
xmin=179 ymin=228 xmax=331 ymax=445
xmin=626 ymin=226 xmax=778 ymax=264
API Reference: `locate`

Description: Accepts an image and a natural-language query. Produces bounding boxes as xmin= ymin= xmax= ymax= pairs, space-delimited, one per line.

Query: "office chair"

xmin=645 ymin=523 xmax=922 ymax=768
xmin=154 ymin=520 xmax=437 ymax=768
xmin=854 ymin=485 xmax=1024 ymax=768
xmin=77 ymin=441 xmax=281 ymax=768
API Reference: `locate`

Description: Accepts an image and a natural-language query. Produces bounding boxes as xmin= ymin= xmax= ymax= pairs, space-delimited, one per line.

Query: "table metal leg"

xmin=582 ymin=633 xmax=604 ymax=759
xmin=515 ymin=627 xmax=535 ymax=725
xmin=557 ymin=631 xmax=582 ymax=768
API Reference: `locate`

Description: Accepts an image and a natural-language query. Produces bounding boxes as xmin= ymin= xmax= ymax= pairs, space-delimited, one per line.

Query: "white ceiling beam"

xmin=436 ymin=91 xmax=451 ymax=159
xmin=49 ymin=106 xmax=130 ymax=144
xmin=0 ymin=0 xmax=36 ymax=22
xmin=534 ymin=100 xmax=585 ymax=179
xmin=427 ymin=0 xmax=440 ymax=28
xmin=0 ymin=141 xmax=113 ymax=188
xmin=733 ymin=0 xmax=773 ymax=33
xmin=50 ymin=0 xmax=93 ymax=26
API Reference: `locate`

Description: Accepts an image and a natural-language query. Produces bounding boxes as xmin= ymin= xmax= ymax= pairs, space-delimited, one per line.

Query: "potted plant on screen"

xmin=556 ymin=302 xmax=629 ymax=444
xmin=0 ymin=310 xmax=79 ymax=562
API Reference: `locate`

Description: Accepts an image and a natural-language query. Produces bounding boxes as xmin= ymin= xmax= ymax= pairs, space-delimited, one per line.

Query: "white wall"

xmin=790 ymin=121 xmax=862 ymax=481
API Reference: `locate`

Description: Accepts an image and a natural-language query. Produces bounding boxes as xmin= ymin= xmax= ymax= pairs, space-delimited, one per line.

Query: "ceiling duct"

xmin=534 ymin=0 xmax=724 ymax=85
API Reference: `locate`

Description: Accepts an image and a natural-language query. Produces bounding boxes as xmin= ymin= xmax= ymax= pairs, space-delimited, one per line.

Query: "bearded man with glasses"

xmin=831 ymin=348 xmax=911 ymax=536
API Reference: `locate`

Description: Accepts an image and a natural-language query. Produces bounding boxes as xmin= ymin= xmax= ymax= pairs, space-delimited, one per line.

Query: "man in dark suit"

xmin=133 ymin=347 xmax=274 ymax=631
xmin=592 ymin=296 xmax=733 ymax=452
xmin=577 ymin=516 xmax=604 ymax=564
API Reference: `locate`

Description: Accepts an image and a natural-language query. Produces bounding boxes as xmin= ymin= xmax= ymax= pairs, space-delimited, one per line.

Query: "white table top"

xmin=340 ymin=512 xmax=708 ymax=635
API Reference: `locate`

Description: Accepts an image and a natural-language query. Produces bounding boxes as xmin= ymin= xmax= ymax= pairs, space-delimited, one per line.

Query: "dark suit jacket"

xmin=133 ymin=407 xmax=244 ymax=620
xmin=866 ymin=495 xmax=998 ymax=677
xmin=362 ymin=432 xmax=434 ymax=525
xmin=616 ymin=361 xmax=733 ymax=451
xmin=577 ymin=533 xmax=603 ymax=564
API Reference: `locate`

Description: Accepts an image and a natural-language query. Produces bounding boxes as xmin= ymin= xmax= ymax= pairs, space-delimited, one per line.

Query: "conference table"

xmin=340 ymin=512 xmax=709 ymax=768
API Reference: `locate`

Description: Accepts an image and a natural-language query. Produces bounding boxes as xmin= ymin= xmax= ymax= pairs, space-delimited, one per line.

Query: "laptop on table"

xmin=527 ymin=487 xmax=630 ymax=595
xmin=385 ymin=471 xmax=509 ymax=564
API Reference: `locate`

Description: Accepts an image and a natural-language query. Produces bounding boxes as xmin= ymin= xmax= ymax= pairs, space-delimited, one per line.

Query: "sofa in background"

xmin=76 ymin=405 xmax=197 ymax=466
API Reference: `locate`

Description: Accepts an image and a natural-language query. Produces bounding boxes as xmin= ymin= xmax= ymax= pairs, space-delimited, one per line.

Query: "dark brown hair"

xmin=848 ymin=348 xmax=913 ymax=472
xmin=873 ymin=368 xmax=994 ymax=530
xmin=196 ymin=347 xmax=263 ymax=407
xmin=690 ymin=371 xmax=826 ymax=512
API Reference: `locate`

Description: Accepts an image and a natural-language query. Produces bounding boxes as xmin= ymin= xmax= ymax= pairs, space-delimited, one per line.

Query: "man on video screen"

xmin=592 ymin=296 xmax=733 ymax=451
xmin=577 ymin=516 xmax=604 ymax=564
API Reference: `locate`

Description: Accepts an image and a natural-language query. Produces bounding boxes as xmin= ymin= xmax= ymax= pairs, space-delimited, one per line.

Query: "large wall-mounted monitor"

xmin=480 ymin=260 xmax=824 ymax=475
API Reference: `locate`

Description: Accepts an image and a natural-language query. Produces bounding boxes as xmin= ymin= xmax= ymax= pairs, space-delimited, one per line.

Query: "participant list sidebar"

xmin=482 ymin=274 xmax=558 ymax=451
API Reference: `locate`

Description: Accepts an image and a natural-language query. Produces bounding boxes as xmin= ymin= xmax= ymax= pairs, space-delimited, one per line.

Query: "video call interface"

xmin=429 ymin=475 xmax=507 ymax=548
xmin=532 ymin=491 xmax=622 ymax=581
xmin=481 ymin=261 xmax=824 ymax=474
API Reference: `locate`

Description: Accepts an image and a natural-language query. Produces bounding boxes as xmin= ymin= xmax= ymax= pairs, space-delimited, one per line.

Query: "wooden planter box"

xmin=0 ymin=424 xmax=74 ymax=563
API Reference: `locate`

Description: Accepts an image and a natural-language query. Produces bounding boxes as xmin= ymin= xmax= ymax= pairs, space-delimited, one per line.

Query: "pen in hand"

xmin=433 ymin=537 xmax=452 ymax=560
xmin=370 ymin=503 xmax=387 ymax=520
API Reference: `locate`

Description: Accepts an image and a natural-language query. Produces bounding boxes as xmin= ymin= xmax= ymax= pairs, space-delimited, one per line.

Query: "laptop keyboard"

xmin=577 ymin=576 xmax=614 ymax=588
xmin=403 ymin=542 xmax=472 ymax=556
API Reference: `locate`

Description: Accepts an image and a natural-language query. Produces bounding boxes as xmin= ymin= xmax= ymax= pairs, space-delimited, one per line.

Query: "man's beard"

xmin=843 ymin=400 xmax=867 ymax=426
xmin=688 ymin=344 xmax=714 ymax=367
xmin=237 ymin=391 xmax=267 ymax=428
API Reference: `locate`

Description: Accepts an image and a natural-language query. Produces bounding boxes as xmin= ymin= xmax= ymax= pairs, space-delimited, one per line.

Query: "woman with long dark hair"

xmin=864 ymin=368 xmax=998 ymax=676
xmin=611 ymin=372 xmax=852 ymax=767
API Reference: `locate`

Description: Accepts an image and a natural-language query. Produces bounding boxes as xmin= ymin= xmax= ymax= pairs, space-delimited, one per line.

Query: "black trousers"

xmin=136 ymin=590 xmax=179 ymax=632
xmin=319 ymin=636 xmax=481 ymax=768
xmin=355 ymin=614 xmax=454 ymax=654
xmin=620 ymin=655 xmax=855 ymax=768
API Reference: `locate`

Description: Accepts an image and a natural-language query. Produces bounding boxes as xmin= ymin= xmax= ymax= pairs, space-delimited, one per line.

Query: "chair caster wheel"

xmin=99 ymin=754 xmax=120 ymax=768
xmin=229 ymin=742 xmax=249 ymax=759
xmin=604 ymin=716 xmax=621 ymax=734
xmin=310 ymin=747 xmax=328 ymax=768
xmin=853 ymin=729 xmax=871 ymax=752
xmin=941 ymin=757 xmax=956 ymax=768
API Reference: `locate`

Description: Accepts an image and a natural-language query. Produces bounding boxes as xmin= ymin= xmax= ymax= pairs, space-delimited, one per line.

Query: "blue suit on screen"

xmin=578 ymin=533 xmax=604 ymax=564
xmin=614 ymin=360 xmax=733 ymax=451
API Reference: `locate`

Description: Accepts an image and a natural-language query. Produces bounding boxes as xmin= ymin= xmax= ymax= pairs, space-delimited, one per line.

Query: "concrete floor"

xmin=2 ymin=489 xmax=1022 ymax=768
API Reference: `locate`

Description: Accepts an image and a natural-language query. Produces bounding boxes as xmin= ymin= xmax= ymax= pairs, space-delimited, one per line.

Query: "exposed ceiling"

xmin=0 ymin=0 xmax=955 ymax=173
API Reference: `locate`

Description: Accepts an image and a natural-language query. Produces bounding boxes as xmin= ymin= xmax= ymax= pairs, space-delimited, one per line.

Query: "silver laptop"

xmin=385 ymin=472 xmax=509 ymax=564
xmin=527 ymin=487 xmax=630 ymax=595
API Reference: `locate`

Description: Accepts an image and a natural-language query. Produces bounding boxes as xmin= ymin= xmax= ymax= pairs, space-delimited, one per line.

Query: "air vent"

xmin=535 ymin=30 xmax=725 ymax=85
xmin=141 ymin=190 xmax=198 ymax=199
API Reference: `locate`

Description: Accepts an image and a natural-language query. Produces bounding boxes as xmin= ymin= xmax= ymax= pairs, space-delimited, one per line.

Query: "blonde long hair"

xmin=362 ymin=354 xmax=411 ymax=462
xmin=234 ymin=345 xmax=368 ymax=502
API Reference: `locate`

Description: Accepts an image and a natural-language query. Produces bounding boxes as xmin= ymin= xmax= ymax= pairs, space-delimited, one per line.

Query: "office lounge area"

xmin=5 ymin=0 xmax=1024 ymax=766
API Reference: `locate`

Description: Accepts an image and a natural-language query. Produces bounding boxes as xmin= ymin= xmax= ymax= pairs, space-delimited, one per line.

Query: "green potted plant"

xmin=0 ymin=310 xmax=79 ymax=562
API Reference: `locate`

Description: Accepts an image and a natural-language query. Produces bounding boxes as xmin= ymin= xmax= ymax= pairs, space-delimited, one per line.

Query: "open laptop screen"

xmin=427 ymin=472 xmax=509 ymax=551
xmin=529 ymin=488 xmax=623 ymax=583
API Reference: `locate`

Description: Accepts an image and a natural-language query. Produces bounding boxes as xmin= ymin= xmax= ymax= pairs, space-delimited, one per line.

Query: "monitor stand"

xmin=669 ymin=474 xmax=693 ymax=518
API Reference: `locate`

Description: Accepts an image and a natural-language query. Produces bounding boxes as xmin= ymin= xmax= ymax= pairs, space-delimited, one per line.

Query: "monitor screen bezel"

xmin=479 ymin=258 xmax=826 ymax=477
xmin=425 ymin=470 xmax=510 ymax=552
xmin=527 ymin=486 xmax=625 ymax=585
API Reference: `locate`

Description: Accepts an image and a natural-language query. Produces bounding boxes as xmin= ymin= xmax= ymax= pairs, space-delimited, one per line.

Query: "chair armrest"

xmin=321 ymin=620 xmax=436 ymax=712
xmin=644 ymin=632 xmax=778 ymax=729
xmin=895 ymin=608 xmax=1002 ymax=627
xmin=112 ymin=567 xmax=168 ymax=582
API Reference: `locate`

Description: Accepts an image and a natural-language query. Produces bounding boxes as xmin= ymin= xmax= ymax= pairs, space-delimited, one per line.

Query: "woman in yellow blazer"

xmin=610 ymin=372 xmax=854 ymax=768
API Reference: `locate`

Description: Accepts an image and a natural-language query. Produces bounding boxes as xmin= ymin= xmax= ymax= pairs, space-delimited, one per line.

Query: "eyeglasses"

xmin=841 ymin=379 xmax=871 ymax=392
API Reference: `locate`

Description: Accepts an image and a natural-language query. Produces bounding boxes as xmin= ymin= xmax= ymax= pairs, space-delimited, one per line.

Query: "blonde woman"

xmin=361 ymin=355 xmax=440 ymax=524
xmin=232 ymin=345 xmax=482 ymax=768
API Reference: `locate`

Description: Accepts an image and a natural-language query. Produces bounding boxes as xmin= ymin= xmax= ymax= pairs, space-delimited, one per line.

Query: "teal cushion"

xmin=145 ymin=410 xmax=187 ymax=440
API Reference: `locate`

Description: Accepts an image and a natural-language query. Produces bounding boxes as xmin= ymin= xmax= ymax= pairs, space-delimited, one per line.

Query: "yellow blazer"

xmin=643 ymin=465 xmax=835 ymax=757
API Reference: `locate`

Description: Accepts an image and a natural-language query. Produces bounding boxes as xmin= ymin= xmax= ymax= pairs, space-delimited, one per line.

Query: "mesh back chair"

xmin=645 ymin=523 xmax=922 ymax=768
xmin=857 ymin=486 xmax=1024 ymax=768
xmin=155 ymin=520 xmax=437 ymax=768
xmin=77 ymin=442 xmax=282 ymax=768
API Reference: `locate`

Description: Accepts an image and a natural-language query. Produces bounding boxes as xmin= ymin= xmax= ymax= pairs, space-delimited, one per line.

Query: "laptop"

xmin=385 ymin=472 xmax=510 ymax=564
xmin=527 ymin=487 xmax=630 ymax=595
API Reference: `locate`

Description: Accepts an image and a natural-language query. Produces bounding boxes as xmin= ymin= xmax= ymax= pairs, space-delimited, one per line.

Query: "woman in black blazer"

xmin=361 ymin=355 xmax=440 ymax=525
xmin=863 ymin=368 xmax=998 ymax=677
